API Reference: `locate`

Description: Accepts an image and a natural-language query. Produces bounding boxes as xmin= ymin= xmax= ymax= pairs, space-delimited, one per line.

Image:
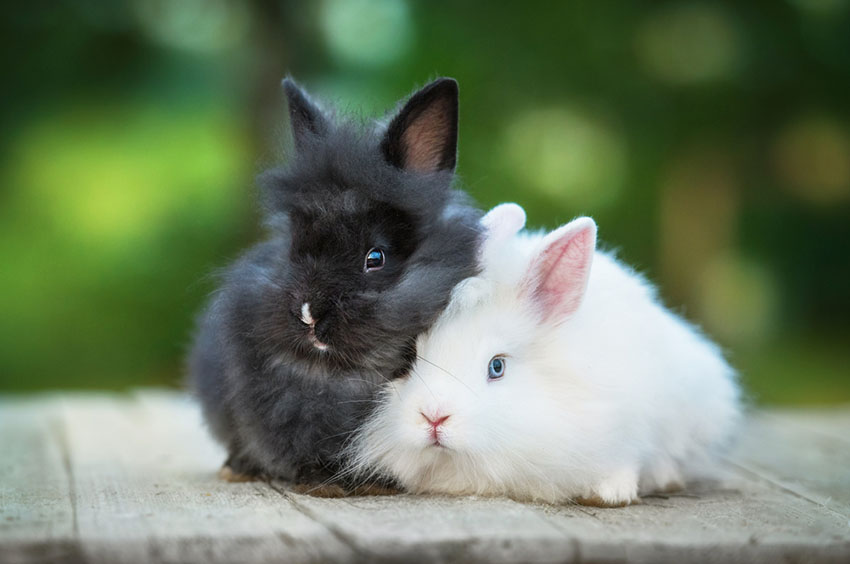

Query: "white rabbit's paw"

xmin=640 ymin=460 xmax=685 ymax=494
xmin=578 ymin=469 xmax=640 ymax=508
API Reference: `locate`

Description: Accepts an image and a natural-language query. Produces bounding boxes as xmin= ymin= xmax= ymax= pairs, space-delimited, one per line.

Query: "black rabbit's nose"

xmin=299 ymin=302 xmax=317 ymax=326
xmin=314 ymin=316 xmax=333 ymax=340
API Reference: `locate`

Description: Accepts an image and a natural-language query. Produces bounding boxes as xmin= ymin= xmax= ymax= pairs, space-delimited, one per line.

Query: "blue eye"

xmin=364 ymin=248 xmax=385 ymax=272
xmin=488 ymin=356 xmax=506 ymax=380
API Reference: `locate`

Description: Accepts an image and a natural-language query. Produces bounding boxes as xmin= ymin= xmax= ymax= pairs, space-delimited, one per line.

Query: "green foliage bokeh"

xmin=1 ymin=1 xmax=848 ymax=403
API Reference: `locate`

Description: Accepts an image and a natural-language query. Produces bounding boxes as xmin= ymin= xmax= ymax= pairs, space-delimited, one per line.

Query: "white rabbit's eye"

xmin=364 ymin=248 xmax=385 ymax=272
xmin=487 ymin=356 xmax=506 ymax=381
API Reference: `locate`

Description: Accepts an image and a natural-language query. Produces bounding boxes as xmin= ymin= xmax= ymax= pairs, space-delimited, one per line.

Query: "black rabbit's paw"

xmin=349 ymin=483 xmax=403 ymax=496
xmin=218 ymin=465 xmax=260 ymax=483
xmin=290 ymin=483 xmax=349 ymax=498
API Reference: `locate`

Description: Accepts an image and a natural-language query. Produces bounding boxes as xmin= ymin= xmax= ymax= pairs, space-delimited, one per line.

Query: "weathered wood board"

xmin=1 ymin=392 xmax=848 ymax=563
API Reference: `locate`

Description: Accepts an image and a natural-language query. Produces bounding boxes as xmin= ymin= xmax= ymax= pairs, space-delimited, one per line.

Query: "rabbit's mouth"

xmin=307 ymin=329 xmax=329 ymax=351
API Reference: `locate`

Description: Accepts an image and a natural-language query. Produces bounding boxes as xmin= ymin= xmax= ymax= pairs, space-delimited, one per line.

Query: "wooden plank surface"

xmin=0 ymin=398 xmax=80 ymax=563
xmin=726 ymin=410 xmax=850 ymax=516
xmin=61 ymin=392 xmax=352 ymax=564
xmin=1 ymin=392 xmax=849 ymax=563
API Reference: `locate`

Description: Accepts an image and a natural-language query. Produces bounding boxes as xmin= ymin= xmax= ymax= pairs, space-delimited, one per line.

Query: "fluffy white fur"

xmin=350 ymin=204 xmax=742 ymax=506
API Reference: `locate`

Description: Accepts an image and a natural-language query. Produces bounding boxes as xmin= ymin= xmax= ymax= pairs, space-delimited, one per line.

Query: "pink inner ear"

xmin=529 ymin=219 xmax=596 ymax=321
xmin=401 ymin=102 xmax=452 ymax=172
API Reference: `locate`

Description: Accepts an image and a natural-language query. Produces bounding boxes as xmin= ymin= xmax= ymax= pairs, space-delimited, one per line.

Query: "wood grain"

xmin=1 ymin=392 xmax=848 ymax=563
xmin=0 ymin=397 xmax=80 ymax=564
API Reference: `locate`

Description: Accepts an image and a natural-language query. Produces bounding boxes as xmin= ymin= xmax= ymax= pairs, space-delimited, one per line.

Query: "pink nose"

xmin=422 ymin=413 xmax=450 ymax=428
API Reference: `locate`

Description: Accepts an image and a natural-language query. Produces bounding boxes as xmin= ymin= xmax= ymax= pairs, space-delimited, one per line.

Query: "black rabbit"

xmin=188 ymin=77 xmax=482 ymax=494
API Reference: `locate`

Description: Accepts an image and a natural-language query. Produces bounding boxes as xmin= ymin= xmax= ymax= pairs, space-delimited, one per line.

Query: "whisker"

xmin=336 ymin=398 xmax=383 ymax=405
xmin=416 ymin=355 xmax=477 ymax=396
xmin=409 ymin=365 xmax=437 ymax=402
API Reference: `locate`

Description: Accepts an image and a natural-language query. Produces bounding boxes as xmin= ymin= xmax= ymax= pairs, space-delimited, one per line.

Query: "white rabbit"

xmin=349 ymin=203 xmax=742 ymax=507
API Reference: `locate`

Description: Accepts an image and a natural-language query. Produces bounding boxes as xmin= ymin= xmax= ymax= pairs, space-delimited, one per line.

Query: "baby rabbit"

xmin=351 ymin=204 xmax=741 ymax=506
xmin=188 ymin=78 xmax=481 ymax=493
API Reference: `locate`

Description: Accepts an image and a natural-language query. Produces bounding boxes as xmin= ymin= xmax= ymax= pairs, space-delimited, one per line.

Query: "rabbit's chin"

xmin=379 ymin=446 xmax=566 ymax=502
xmin=266 ymin=324 xmax=415 ymax=374
xmin=383 ymin=446 xmax=483 ymax=495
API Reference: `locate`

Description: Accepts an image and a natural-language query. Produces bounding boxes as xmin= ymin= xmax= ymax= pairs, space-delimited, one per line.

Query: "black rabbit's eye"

xmin=488 ymin=356 xmax=506 ymax=381
xmin=364 ymin=248 xmax=385 ymax=272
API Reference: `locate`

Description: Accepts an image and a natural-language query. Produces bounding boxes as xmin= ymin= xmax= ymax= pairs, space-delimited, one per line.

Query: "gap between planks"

xmin=2 ymin=391 xmax=849 ymax=564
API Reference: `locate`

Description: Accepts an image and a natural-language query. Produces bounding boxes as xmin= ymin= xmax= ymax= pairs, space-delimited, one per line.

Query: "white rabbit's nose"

xmin=421 ymin=411 xmax=451 ymax=446
xmin=421 ymin=412 xmax=450 ymax=428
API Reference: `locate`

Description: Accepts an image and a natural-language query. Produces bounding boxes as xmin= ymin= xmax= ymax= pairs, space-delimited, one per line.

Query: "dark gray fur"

xmin=188 ymin=78 xmax=482 ymax=486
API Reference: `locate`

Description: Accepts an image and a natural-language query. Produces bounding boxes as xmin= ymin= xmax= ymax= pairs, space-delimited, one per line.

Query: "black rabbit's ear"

xmin=283 ymin=77 xmax=329 ymax=150
xmin=382 ymin=78 xmax=459 ymax=173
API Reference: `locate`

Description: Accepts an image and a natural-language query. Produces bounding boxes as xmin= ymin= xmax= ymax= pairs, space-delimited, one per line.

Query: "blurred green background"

xmin=1 ymin=0 xmax=848 ymax=404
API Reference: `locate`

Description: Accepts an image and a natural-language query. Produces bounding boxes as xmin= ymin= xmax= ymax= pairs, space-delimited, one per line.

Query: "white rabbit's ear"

xmin=523 ymin=217 xmax=597 ymax=322
xmin=479 ymin=204 xmax=526 ymax=272
xmin=481 ymin=203 xmax=526 ymax=244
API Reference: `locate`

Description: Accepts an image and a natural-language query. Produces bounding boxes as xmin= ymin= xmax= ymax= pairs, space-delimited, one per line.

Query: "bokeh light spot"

xmin=321 ymin=0 xmax=413 ymax=67
xmin=0 ymin=103 xmax=251 ymax=388
xmin=772 ymin=116 xmax=850 ymax=204
xmin=4 ymin=105 xmax=248 ymax=254
xmin=636 ymin=3 xmax=741 ymax=85
xmin=696 ymin=253 xmax=778 ymax=346
xmin=133 ymin=0 xmax=249 ymax=53
xmin=500 ymin=107 xmax=626 ymax=209
xmin=787 ymin=0 xmax=849 ymax=17
xmin=659 ymin=148 xmax=739 ymax=306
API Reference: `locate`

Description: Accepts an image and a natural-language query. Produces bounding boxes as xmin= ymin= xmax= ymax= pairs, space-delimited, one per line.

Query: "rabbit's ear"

xmin=282 ymin=77 xmax=329 ymax=150
xmin=523 ymin=217 xmax=597 ymax=323
xmin=382 ymin=78 xmax=459 ymax=173
xmin=481 ymin=203 xmax=526 ymax=258
xmin=482 ymin=203 xmax=526 ymax=241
